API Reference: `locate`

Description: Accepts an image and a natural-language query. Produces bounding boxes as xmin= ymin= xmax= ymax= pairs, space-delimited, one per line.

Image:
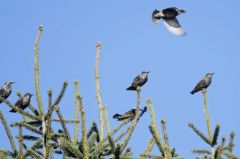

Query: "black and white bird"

xmin=113 ymin=106 xmax=147 ymax=122
xmin=0 ymin=82 xmax=15 ymax=103
xmin=10 ymin=93 xmax=33 ymax=113
xmin=126 ymin=71 xmax=150 ymax=91
xmin=191 ymin=73 xmax=214 ymax=94
xmin=152 ymin=7 xmax=186 ymax=36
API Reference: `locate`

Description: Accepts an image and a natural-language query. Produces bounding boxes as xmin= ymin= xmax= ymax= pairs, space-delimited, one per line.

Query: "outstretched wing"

xmin=163 ymin=18 xmax=186 ymax=36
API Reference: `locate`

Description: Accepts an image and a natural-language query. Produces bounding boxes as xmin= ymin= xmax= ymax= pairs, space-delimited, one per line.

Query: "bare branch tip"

xmin=63 ymin=80 xmax=68 ymax=86
xmin=146 ymin=99 xmax=152 ymax=105
xmin=96 ymin=41 xmax=102 ymax=48
xmin=38 ymin=24 xmax=43 ymax=31
xmin=47 ymin=89 xmax=52 ymax=94
xmin=74 ymin=80 xmax=79 ymax=84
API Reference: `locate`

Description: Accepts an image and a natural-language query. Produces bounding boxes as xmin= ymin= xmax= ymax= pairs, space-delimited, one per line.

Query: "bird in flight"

xmin=152 ymin=7 xmax=186 ymax=36
xmin=0 ymin=82 xmax=15 ymax=103
xmin=191 ymin=73 xmax=214 ymax=94
xmin=10 ymin=93 xmax=33 ymax=113
xmin=126 ymin=71 xmax=150 ymax=91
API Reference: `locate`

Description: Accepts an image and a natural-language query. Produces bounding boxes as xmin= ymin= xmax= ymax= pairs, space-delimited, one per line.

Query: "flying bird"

xmin=126 ymin=71 xmax=150 ymax=91
xmin=113 ymin=106 xmax=147 ymax=122
xmin=191 ymin=73 xmax=214 ymax=94
xmin=152 ymin=7 xmax=186 ymax=36
xmin=10 ymin=93 xmax=33 ymax=113
xmin=0 ymin=82 xmax=15 ymax=103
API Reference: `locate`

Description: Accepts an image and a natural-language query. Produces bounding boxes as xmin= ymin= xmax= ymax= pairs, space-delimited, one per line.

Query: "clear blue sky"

xmin=0 ymin=1 xmax=240 ymax=158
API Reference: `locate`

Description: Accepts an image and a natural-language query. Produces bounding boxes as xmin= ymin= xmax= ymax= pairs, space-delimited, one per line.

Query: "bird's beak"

xmin=147 ymin=71 xmax=150 ymax=74
xmin=180 ymin=9 xmax=186 ymax=13
xmin=211 ymin=73 xmax=215 ymax=75
xmin=10 ymin=82 xmax=15 ymax=84
xmin=30 ymin=94 xmax=34 ymax=97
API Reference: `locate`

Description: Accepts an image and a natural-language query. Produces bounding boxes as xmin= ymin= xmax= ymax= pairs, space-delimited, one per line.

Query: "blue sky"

xmin=0 ymin=1 xmax=240 ymax=158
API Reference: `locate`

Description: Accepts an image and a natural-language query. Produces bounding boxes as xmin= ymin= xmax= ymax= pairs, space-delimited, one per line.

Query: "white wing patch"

xmin=163 ymin=20 xmax=186 ymax=36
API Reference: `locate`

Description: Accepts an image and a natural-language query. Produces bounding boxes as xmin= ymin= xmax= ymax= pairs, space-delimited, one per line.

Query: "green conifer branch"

xmin=202 ymin=89 xmax=212 ymax=141
xmin=149 ymin=125 xmax=165 ymax=157
xmin=192 ymin=149 xmax=211 ymax=155
xmin=95 ymin=41 xmax=104 ymax=142
xmin=78 ymin=95 xmax=89 ymax=159
xmin=140 ymin=138 xmax=155 ymax=159
xmin=74 ymin=80 xmax=80 ymax=142
xmin=161 ymin=119 xmax=169 ymax=148
xmin=55 ymin=106 xmax=71 ymax=140
xmin=123 ymin=147 xmax=133 ymax=157
xmin=146 ymin=99 xmax=165 ymax=156
xmin=161 ymin=119 xmax=171 ymax=158
xmin=57 ymin=137 xmax=83 ymax=158
xmin=45 ymin=89 xmax=53 ymax=159
xmin=222 ymin=151 xmax=239 ymax=159
xmin=18 ymin=124 xmax=24 ymax=159
xmin=120 ymin=89 xmax=141 ymax=153
xmin=88 ymin=132 xmax=97 ymax=148
xmin=188 ymin=122 xmax=211 ymax=145
xmin=140 ymin=153 xmax=163 ymax=159
xmin=0 ymin=111 xmax=18 ymax=156
xmin=11 ymin=122 xmax=42 ymax=135
xmin=211 ymin=124 xmax=220 ymax=146
xmin=45 ymin=81 xmax=68 ymax=121
xmin=34 ymin=24 xmax=44 ymax=115
xmin=228 ymin=131 xmax=235 ymax=153
xmin=23 ymin=139 xmax=42 ymax=158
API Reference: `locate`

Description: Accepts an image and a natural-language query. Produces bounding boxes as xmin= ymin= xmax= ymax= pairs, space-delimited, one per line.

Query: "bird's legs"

xmin=202 ymin=88 xmax=207 ymax=94
xmin=136 ymin=86 xmax=141 ymax=92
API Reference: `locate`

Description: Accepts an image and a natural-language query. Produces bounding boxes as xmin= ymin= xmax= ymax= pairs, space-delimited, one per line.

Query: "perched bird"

xmin=126 ymin=71 xmax=150 ymax=91
xmin=152 ymin=7 xmax=186 ymax=36
xmin=0 ymin=82 xmax=15 ymax=103
xmin=113 ymin=106 xmax=147 ymax=122
xmin=191 ymin=73 xmax=214 ymax=94
xmin=9 ymin=93 xmax=33 ymax=113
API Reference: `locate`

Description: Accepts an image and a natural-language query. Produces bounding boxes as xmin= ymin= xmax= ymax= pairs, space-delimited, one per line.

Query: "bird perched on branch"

xmin=113 ymin=106 xmax=147 ymax=122
xmin=191 ymin=73 xmax=214 ymax=94
xmin=0 ymin=82 xmax=15 ymax=103
xmin=152 ymin=7 xmax=186 ymax=36
xmin=10 ymin=93 xmax=33 ymax=113
xmin=126 ymin=71 xmax=150 ymax=91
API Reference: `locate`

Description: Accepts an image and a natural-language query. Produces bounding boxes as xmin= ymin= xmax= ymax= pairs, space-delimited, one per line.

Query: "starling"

xmin=191 ymin=73 xmax=214 ymax=94
xmin=9 ymin=93 xmax=33 ymax=113
xmin=0 ymin=82 xmax=15 ymax=103
xmin=126 ymin=71 xmax=150 ymax=91
xmin=113 ymin=106 xmax=147 ymax=122
xmin=152 ymin=7 xmax=186 ymax=36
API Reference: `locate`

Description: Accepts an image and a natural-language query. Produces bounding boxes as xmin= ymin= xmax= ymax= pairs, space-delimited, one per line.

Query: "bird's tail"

xmin=152 ymin=9 xmax=161 ymax=24
xmin=126 ymin=85 xmax=136 ymax=91
xmin=140 ymin=106 xmax=148 ymax=117
xmin=190 ymin=90 xmax=196 ymax=95
xmin=9 ymin=109 xmax=17 ymax=113
xmin=113 ymin=113 xmax=121 ymax=120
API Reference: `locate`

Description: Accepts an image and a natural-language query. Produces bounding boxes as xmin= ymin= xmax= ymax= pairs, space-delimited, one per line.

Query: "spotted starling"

xmin=126 ymin=71 xmax=150 ymax=91
xmin=10 ymin=93 xmax=33 ymax=113
xmin=0 ymin=82 xmax=15 ymax=103
xmin=191 ymin=73 xmax=214 ymax=94
xmin=152 ymin=7 xmax=186 ymax=36
xmin=113 ymin=106 xmax=147 ymax=122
